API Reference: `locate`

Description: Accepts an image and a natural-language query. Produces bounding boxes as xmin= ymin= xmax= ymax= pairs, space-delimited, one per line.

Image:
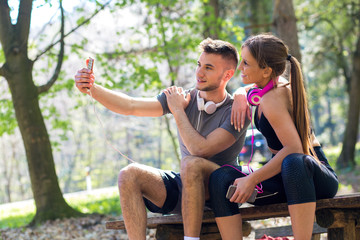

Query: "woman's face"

xmin=238 ymin=46 xmax=269 ymax=87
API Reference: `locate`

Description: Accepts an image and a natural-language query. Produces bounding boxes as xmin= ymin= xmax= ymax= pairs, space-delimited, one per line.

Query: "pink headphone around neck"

xmin=246 ymin=78 xmax=277 ymax=106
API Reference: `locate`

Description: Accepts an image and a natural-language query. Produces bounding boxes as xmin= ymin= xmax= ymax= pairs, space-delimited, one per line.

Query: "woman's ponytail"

xmin=288 ymin=56 xmax=316 ymax=158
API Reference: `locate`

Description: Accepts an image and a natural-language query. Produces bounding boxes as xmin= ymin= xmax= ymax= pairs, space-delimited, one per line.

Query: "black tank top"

xmin=254 ymin=107 xmax=283 ymax=151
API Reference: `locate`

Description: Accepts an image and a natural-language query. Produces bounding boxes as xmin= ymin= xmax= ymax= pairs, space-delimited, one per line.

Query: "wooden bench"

xmin=106 ymin=193 xmax=360 ymax=239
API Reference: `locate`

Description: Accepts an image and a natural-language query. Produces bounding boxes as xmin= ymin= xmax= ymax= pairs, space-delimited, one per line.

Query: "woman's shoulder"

xmin=260 ymin=83 xmax=291 ymax=113
xmin=263 ymin=83 xmax=290 ymax=102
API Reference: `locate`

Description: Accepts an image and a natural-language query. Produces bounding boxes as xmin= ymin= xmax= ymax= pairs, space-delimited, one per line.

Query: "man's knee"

xmin=181 ymin=156 xmax=219 ymax=185
xmin=181 ymin=156 xmax=209 ymax=176
xmin=118 ymin=163 xmax=141 ymax=189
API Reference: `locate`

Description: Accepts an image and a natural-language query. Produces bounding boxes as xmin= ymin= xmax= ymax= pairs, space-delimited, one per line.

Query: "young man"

xmin=74 ymin=38 xmax=249 ymax=240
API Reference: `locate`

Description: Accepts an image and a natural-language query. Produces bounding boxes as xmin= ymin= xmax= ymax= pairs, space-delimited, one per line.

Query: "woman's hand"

xmin=231 ymin=87 xmax=251 ymax=131
xmin=230 ymin=175 xmax=257 ymax=203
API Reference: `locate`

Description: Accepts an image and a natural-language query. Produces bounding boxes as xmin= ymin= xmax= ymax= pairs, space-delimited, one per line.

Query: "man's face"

xmin=195 ymin=52 xmax=228 ymax=91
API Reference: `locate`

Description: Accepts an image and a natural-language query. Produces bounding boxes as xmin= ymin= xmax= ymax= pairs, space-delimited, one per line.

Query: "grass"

xmin=66 ymin=187 xmax=121 ymax=215
xmin=0 ymin=187 xmax=121 ymax=229
xmin=0 ymin=202 xmax=35 ymax=229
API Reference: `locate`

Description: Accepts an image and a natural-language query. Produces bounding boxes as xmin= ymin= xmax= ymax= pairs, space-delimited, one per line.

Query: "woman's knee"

xmin=209 ymin=167 xmax=234 ymax=194
xmin=281 ymin=153 xmax=306 ymax=172
xmin=281 ymin=153 xmax=316 ymax=178
xmin=209 ymin=168 xmax=241 ymax=217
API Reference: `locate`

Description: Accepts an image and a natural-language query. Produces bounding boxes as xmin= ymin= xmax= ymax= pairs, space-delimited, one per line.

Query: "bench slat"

xmin=240 ymin=193 xmax=360 ymax=221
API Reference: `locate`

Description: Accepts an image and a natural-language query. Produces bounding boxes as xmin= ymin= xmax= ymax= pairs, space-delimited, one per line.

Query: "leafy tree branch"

xmin=37 ymin=0 xmax=65 ymax=94
xmin=34 ymin=0 xmax=112 ymax=62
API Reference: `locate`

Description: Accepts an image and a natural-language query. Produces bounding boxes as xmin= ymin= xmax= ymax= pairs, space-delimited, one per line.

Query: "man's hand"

xmin=74 ymin=68 xmax=95 ymax=94
xmin=231 ymin=87 xmax=251 ymax=131
xmin=163 ymin=86 xmax=191 ymax=114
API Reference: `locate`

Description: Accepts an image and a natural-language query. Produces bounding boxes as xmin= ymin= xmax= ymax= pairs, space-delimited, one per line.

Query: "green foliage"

xmin=0 ymin=99 xmax=17 ymax=136
xmin=83 ymin=0 xmax=197 ymax=90
xmin=0 ymin=45 xmax=17 ymax=137
xmin=323 ymin=143 xmax=360 ymax=170
xmin=322 ymin=144 xmax=360 ymax=193
xmin=295 ymin=0 xmax=359 ymax=146
xmin=0 ymin=48 xmax=4 ymax=62
xmin=88 ymin=0 xmax=245 ymax=91
xmin=218 ymin=0 xmax=273 ymax=35
xmin=323 ymin=145 xmax=342 ymax=166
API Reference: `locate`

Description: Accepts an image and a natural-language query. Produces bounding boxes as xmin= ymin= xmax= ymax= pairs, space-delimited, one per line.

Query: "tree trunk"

xmin=0 ymin=0 xmax=82 ymax=224
xmin=247 ymin=0 xmax=272 ymax=35
xmin=13 ymin=135 xmax=26 ymax=199
xmin=1 ymin=137 xmax=12 ymax=202
xmin=312 ymin=104 xmax=321 ymax=135
xmin=165 ymin=115 xmax=181 ymax=165
xmin=158 ymin=118 xmax=163 ymax=168
xmin=337 ymin=34 xmax=360 ymax=169
xmin=273 ymin=0 xmax=302 ymax=63
xmin=5 ymin=61 xmax=83 ymax=224
xmin=203 ymin=0 xmax=220 ymax=39
xmin=326 ymin=94 xmax=336 ymax=146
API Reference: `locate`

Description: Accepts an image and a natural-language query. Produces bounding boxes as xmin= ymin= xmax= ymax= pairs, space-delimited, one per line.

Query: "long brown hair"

xmin=243 ymin=33 xmax=315 ymax=158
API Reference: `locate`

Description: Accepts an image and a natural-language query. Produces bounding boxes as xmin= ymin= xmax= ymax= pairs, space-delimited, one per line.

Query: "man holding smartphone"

xmin=74 ymin=38 xmax=249 ymax=240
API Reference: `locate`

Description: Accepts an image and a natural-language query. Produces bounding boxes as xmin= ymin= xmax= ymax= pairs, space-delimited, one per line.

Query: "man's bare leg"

xmin=181 ymin=156 xmax=220 ymax=237
xmin=118 ymin=163 xmax=167 ymax=240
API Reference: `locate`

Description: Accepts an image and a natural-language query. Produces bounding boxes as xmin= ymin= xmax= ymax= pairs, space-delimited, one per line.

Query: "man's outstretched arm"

xmin=75 ymin=67 xmax=163 ymax=117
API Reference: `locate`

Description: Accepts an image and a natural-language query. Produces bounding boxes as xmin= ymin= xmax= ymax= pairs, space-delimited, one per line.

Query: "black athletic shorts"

xmin=143 ymin=170 xmax=212 ymax=215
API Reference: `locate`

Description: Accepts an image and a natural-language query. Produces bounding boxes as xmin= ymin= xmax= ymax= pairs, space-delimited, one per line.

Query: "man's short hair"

xmin=199 ymin=38 xmax=239 ymax=70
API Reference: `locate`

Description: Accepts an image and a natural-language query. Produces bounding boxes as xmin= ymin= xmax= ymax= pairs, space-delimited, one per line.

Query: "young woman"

xmin=209 ymin=34 xmax=338 ymax=240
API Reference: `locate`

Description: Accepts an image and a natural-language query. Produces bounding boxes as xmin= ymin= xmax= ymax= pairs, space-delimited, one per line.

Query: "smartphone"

xmin=225 ymin=185 xmax=257 ymax=203
xmin=85 ymin=57 xmax=94 ymax=92
xmin=226 ymin=185 xmax=236 ymax=199
xmin=87 ymin=57 xmax=94 ymax=71
xmin=247 ymin=189 xmax=257 ymax=203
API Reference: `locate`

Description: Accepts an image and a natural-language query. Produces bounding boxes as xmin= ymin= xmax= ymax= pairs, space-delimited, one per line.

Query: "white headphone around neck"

xmin=197 ymin=91 xmax=227 ymax=114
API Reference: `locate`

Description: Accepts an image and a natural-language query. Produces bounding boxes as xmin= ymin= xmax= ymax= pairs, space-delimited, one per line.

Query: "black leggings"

xmin=209 ymin=147 xmax=339 ymax=217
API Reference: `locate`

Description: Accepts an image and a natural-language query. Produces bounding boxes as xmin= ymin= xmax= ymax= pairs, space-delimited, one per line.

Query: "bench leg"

xmin=327 ymin=220 xmax=356 ymax=240
xmin=311 ymin=234 xmax=321 ymax=240
xmin=155 ymin=224 xmax=183 ymax=240
xmin=155 ymin=222 xmax=251 ymax=240
xmin=155 ymin=223 xmax=222 ymax=240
